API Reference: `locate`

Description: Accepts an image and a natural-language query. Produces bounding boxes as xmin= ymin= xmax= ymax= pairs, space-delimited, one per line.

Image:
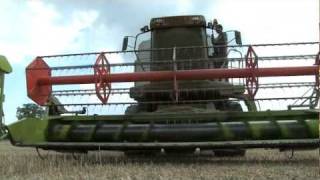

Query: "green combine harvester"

xmin=0 ymin=55 xmax=12 ymax=139
xmin=6 ymin=15 xmax=320 ymax=156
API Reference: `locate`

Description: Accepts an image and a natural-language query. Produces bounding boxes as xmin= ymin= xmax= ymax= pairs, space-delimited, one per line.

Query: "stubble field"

xmin=0 ymin=141 xmax=319 ymax=180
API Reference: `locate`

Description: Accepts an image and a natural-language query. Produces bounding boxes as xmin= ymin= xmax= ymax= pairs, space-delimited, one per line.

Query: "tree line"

xmin=16 ymin=103 xmax=46 ymax=120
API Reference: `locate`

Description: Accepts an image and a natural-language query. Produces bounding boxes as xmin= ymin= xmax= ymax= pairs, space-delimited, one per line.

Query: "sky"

xmin=0 ymin=0 xmax=319 ymax=124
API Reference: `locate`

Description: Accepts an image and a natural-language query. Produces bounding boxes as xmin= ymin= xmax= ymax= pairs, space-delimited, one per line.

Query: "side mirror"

xmin=140 ymin=25 xmax=149 ymax=33
xmin=122 ymin=36 xmax=129 ymax=51
xmin=234 ymin=31 xmax=242 ymax=45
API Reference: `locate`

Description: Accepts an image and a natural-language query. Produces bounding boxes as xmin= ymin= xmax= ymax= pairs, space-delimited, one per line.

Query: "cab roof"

xmin=150 ymin=15 xmax=206 ymax=30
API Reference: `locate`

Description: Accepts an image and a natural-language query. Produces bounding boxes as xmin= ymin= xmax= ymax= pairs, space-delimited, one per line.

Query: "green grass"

xmin=0 ymin=141 xmax=319 ymax=180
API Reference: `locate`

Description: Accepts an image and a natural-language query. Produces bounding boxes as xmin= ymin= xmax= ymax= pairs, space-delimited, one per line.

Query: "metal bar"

xmin=39 ymin=42 xmax=320 ymax=59
xmin=50 ymin=54 xmax=317 ymax=70
xmin=14 ymin=139 xmax=320 ymax=150
xmin=39 ymin=66 xmax=318 ymax=85
xmin=52 ymin=82 xmax=315 ymax=96
xmin=51 ymin=97 xmax=317 ymax=107
xmin=52 ymin=82 xmax=315 ymax=92
xmin=56 ymin=109 xmax=317 ymax=122
xmin=172 ymin=47 xmax=178 ymax=102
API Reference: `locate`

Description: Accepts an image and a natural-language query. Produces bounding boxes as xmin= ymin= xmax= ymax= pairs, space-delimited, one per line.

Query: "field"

xmin=0 ymin=141 xmax=319 ymax=180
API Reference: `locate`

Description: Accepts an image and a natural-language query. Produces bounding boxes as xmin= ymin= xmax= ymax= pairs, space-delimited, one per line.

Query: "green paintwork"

xmin=7 ymin=110 xmax=319 ymax=146
xmin=221 ymin=123 xmax=234 ymax=140
xmin=50 ymin=124 xmax=71 ymax=141
xmin=7 ymin=117 xmax=48 ymax=144
xmin=0 ymin=55 xmax=12 ymax=73
xmin=0 ymin=55 xmax=11 ymax=138
xmin=0 ymin=73 xmax=5 ymax=138
xmin=305 ymin=119 xmax=319 ymax=137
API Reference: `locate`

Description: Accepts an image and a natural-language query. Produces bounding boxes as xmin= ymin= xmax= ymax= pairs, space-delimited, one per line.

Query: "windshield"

xmin=151 ymin=27 xmax=207 ymax=70
xmin=152 ymin=27 xmax=206 ymax=48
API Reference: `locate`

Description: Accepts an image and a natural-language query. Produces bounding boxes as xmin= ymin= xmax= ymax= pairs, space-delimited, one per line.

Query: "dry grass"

xmin=0 ymin=141 xmax=319 ymax=180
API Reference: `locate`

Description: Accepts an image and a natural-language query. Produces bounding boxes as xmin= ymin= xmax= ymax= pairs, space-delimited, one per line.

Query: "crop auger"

xmin=7 ymin=15 xmax=319 ymax=156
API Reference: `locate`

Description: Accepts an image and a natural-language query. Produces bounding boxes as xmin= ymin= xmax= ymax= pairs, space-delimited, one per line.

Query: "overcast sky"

xmin=1 ymin=0 xmax=318 ymax=123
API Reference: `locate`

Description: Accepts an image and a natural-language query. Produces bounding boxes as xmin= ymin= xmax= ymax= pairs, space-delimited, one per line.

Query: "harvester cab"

xmin=6 ymin=15 xmax=319 ymax=156
xmin=123 ymin=15 xmax=241 ymax=68
xmin=124 ymin=16 xmax=252 ymax=114
xmin=0 ymin=55 xmax=12 ymax=139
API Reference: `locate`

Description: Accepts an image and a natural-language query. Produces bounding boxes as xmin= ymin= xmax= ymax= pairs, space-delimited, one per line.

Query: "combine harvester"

xmin=7 ymin=15 xmax=320 ymax=156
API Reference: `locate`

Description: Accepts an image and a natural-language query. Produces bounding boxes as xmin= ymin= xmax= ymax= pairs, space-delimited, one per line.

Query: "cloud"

xmin=214 ymin=0 xmax=318 ymax=43
xmin=176 ymin=0 xmax=193 ymax=14
xmin=1 ymin=0 xmax=317 ymax=64
xmin=0 ymin=0 xmax=99 ymax=64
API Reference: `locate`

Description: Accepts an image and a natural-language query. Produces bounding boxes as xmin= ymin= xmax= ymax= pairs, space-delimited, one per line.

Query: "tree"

xmin=16 ymin=103 xmax=46 ymax=120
